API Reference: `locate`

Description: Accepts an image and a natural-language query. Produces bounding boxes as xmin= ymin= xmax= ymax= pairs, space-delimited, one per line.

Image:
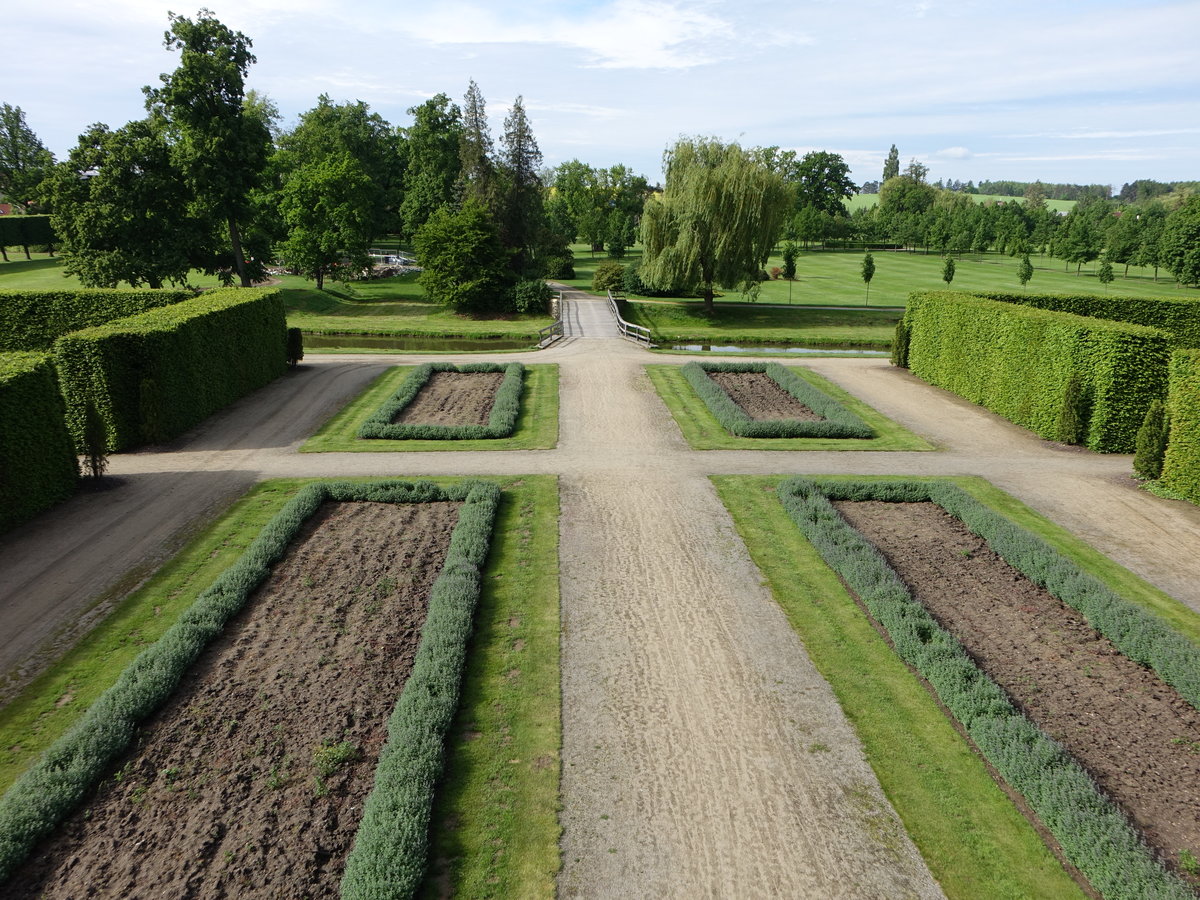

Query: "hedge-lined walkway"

xmin=3 ymin=288 xmax=1200 ymax=895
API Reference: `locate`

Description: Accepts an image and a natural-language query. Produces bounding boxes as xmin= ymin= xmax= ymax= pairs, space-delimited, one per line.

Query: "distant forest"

xmin=860 ymin=178 xmax=1200 ymax=204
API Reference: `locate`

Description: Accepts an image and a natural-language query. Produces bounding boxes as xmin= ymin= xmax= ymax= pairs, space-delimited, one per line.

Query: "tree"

xmin=497 ymin=96 xmax=544 ymax=276
xmin=1018 ymin=253 xmax=1034 ymax=289
xmin=882 ymin=144 xmax=900 ymax=182
xmin=43 ymin=117 xmax=208 ymax=288
xmin=145 ymin=10 xmax=272 ymax=287
xmin=1097 ymin=259 xmax=1114 ymax=291
xmin=277 ymin=152 xmax=375 ymax=289
xmin=942 ymin=255 xmax=956 ymax=286
xmin=1161 ymin=195 xmax=1200 ymax=287
xmin=792 ymin=151 xmax=856 ymax=217
xmin=861 ymin=251 xmax=875 ymax=304
xmin=640 ymin=138 xmax=793 ymax=314
xmin=904 ymin=158 xmax=929 ymax=183
xmin=400 ymin=93 xmax=462 ymax=237
xmin=781 ymin=241 xmax=798 ymax=280
xmin=459 ymin=79 xmax=498 ymax=213
xmin=878 ymin=175 xmax=936 ymax=218
xmin=0 ymin=104 xmax=54 ymax=210
xmin=414 ymin=200 xmax=512 ymax=314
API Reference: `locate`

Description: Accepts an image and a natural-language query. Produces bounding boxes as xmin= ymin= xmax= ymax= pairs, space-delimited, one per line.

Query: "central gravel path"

xmin=4 ymin=289 xmax=1200 ymax=896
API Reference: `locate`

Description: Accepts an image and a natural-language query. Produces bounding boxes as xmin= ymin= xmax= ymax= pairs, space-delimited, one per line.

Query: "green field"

xmin=844 ymin=193 xmax=1077 ymax=214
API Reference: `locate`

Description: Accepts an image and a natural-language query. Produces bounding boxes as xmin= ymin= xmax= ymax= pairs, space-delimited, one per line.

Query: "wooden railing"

xmin=607 ymin=291 xmax=652 ymax=346
xmin=537 ymin=291 xmax=565 ymax=348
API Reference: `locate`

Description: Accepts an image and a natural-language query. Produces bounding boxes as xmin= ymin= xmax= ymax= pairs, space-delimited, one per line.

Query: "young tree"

xmin=781 ymin=241 xmax=798 ymax=280
xmin=942 ymin=255 xmax=956 ymax=286
xmin=0 ymin=104 xmax=55 ymax=210
xmin=145 ymin=10 xmax=272 ymax=287
xmin=640 ymin=138 xmax=793 ymax=315
xmin=1018 ymin=253 xmax=1034 ymax=289
xmin=414 ymin=200 xmax=512 ymax=314
xmin=882 ymin=144 xmax=900 ymax=182
xmin=861 ymin=251 xmax=875 ymax=305
xmin=44 ymin=117 xmax=207 ymax=288
xmin=1097 ymin=258 xmax=1114 ymax=291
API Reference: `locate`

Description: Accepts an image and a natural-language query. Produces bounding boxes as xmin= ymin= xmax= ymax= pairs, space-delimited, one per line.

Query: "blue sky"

xmin=6 ymin=0 xmax=1199 ymax=191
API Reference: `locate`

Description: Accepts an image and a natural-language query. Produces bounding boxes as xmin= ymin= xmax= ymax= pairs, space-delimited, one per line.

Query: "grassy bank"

xmin=647 ymin=363 xmax=932 ymax=451
xmin=0 ymin=475 xmax=561 ymax=895
xmin=628 ymin=302 xmax=899 ymax=346
xmin=301 ymin=364 xmax=559 ymax=452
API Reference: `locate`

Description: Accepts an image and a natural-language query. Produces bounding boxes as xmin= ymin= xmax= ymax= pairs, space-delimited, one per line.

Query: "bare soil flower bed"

xmin=834 ymin=499 xmax=1200 ymax=884
xmin=707 ymin=371 xmax=823 ymax=421
xmin=393 ymin=371 xmax=504 ymax=427
xmin=5 ymin=499 xmax=461 ymax=899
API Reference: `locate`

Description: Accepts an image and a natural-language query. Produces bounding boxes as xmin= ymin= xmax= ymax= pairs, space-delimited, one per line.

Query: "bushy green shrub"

xmin=357 ymin=362 xmax=525 ymax=440
xmin=890 ymin=320 xmax=910 ymax=368
xmin=1133 ymin=399 xmax=1169 ymax=480
xmin=1162 ymin=351 xmax=1200 ymax=503
xmin=510 ymin=278 xmax=555 ymax=314
xmin=0 ymin=353 xmax=78 ymax=532
xmin=591 ymin=261 xmax=625 ymax=293
xmin=541 ymin=254 xmax=575 ymax=280
xmin=777 ymin=477 xmax=1197 ymax=900
xmin=0 ymin=479 xmax=500 ymax=892
xmin=0 ymin=289 xmax=191 ymax=351
xmin=905 ymin=291 xmax=1170 ymax=452
xmin=682 ymin=361 xmax=873 ymax=439
xmin=52 ymin=288 xmax=287 ymax=452
xmin=286 ymin=327 xmax=304 ymax=368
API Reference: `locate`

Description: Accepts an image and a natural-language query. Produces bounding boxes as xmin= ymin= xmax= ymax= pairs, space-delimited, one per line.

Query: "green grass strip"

xmin=358 ymin=362 xmax=525 ymax=441
xmin=302 ymin=365 xmax=559 ymax=452
xmin=682 ymin=360 xmax=873 ymax=438
xmin=776 ymin=476 xmax=1194 ymax=900
xmin=715 ymin=475 xmax=1084 ymax=900
xmin=648 ymin=364 xmax=932 ymax=451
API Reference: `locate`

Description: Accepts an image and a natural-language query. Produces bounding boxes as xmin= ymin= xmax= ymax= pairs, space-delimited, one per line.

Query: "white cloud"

xmin=935 ymin=146 xmax=972 ymax=159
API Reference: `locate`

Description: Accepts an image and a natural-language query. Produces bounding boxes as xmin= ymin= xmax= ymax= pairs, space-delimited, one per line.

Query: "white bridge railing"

xmin=607 ymin=291 xmax=652 ymax=346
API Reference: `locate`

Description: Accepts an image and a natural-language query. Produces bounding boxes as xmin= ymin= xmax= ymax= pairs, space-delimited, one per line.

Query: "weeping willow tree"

xmin=641 ymin=138 xmax=794 ymax=314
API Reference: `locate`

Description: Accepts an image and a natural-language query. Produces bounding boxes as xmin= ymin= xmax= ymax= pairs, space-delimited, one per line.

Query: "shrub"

xmin=905 ymin=291 xmax=1170 ymax=452
xmin=591 ymin=261 xmax=625 ymax=293
xmin=286 ymin=327 xmax=304 ymax=368
xmin=1133 ymin=399 xmax=1169 ymax=480
xmin=890 ymin=320 xmax=910 ymax=368
xmin=1161 ymin=350 xmax=1200 ymax=503
xmin=357 ymin=362 xmax=526 ymax=440
xmin=510 ymin=278 xmax=555 ymax=314
xmin=541 ymin=254 xmax=575 ymax=280
xmin=0 ymin=352 xmax=78 ymax=533
xmin=682 ymin=361 xmax=873 ymax=439
xmin=53 ymin=288 xmax=288 ymax=452
xmin=777 ymin=477 xmax=1198 ymax=900
xmin=0 ymin=289 xmax=191 ymax=352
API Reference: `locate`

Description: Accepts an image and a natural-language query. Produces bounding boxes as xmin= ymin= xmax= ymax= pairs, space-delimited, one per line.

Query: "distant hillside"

xmin=844 ymin=193 xmax=1076 ymax=214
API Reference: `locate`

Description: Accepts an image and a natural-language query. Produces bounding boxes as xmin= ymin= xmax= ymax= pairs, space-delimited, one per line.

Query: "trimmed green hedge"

xmin=0 ymin=289 xmax=191 ymax=352
xmin=0 ymin=479 xmax=500 ymax=894
xmin=778 ymin=477 xmax=1196 ymax=900
xmin=681 ymin=361 xmax=874 ymax=439
xmin=977 ymin=290 xmax=1200 ymax=349
xmin=905 ymin=291 xmax=1170 ymax=452
xmin=1162 ymin=350 xmax=1200 ymax=503
xmin=357 ymin=362 xmax=526 ymax=441
xmin=0 ymin=353 xmax=78 ymax=533
xmin=52 ymin=288 xmax=288 ymax=452
xmin=0 ymin=216 xmax=55 ymax=253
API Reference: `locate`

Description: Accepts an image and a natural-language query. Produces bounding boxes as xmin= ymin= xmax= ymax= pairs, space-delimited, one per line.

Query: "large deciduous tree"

xmin=1161 ymin=196 xmax=1200 ymax=287
xmin=0 ymin=104 xmax=54 ymax=210
xmin=44 ymin=116 xmax=208 ymax=288
xmin=793 ymin=151 xmax=856 ymax=218
xmin=400 ymin=93 xmax=462 ymax=238
xmin=640 ymin=137 xmax=793 ymax=315
xmin=414 ymin=200 xmax=511 ymax=314
xmin=145 ymin=10 xmax=272 ymax=287
xmin=277 ymin=153 xmax=374 ymax=289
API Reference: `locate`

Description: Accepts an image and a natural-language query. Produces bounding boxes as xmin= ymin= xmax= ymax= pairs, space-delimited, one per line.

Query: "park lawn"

xmin=0 ymin=254 xmax=233 ymax=290
xmin=280 ymin=273 xmax=554 ymax=338
xmin=300 ymin=364 xmax=559 ymax=452
xmin=0 ymin=475 xmax=562 ymax=897
xmin=715 ymin=474 xmax=1090 ymax=900
xmin=646 ymin=363 xmax=932 ymax=451
xmin=628 ymin=302 xmax=899 ymax=346
xmin=845 ymin=193 xmax=1077 ymax=214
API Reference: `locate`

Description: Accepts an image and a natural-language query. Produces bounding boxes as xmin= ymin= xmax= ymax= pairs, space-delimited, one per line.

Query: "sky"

xmin=5 ymin=0 xmax=1199 ymax=191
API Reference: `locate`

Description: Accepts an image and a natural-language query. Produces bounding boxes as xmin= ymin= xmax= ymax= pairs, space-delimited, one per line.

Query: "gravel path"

xmin=4 ymin=289 xmax=1200 ymax=896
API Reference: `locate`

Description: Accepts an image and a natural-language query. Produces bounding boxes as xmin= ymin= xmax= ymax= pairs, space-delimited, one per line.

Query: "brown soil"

xmin=395 ymin=371 xmax=503 ymax=426
xmin=833 ymin=499 xmax=1200 ymax=880
xmin=6 ymin=499 xmax=461 ymax=899
xmin=707 ymin=371 xmax=823 ymax=421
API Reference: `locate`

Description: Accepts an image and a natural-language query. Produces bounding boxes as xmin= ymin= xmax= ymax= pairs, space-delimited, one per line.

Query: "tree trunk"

xmin=316 ymin=268 xmax=324 ymax=291
xmin=0 ymin=246 xmax=8 ymax=262
xmin=702 ymin=285 xmax=714 ymax=315
xmin=228 ymin=216 xmax=251 ymax=287
xmin=22 ymin=243 xmax=31 ymax=260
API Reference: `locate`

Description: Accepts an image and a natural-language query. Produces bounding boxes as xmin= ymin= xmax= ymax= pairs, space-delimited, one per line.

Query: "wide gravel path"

xmin=4 ymin=289 xmax=1200 ymax=897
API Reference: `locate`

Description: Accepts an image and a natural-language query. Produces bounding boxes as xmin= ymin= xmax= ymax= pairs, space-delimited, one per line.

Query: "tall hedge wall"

xmin=0 ymin=353 xmax=78 ymax=533
xmin=53 ymin=288 xmax=288 ymax=452
xmin=0 ymin=216 xmax=55 ymax=250
xmin=0 ymin=289 xmax=192 ymax=352
xmin=905 ymin=291 xmax=1170 ymax=452
xmin=1161 ymin=350 xmax=1200 ymax=503
xmin=975 ymin=290 xmax=1200 ymax=349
